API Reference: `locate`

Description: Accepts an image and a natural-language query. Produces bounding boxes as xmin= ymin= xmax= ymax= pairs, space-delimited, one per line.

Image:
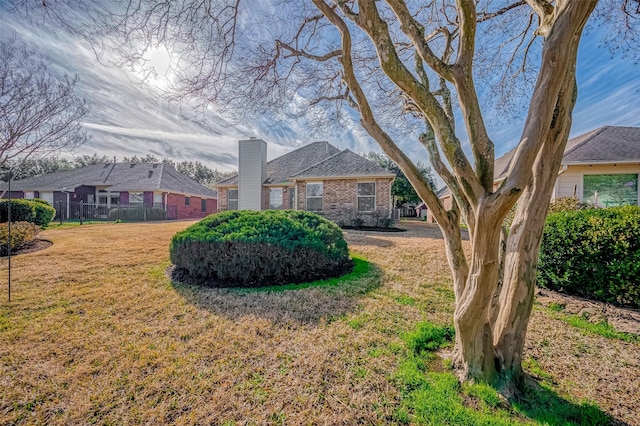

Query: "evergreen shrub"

xmin=0 ymin=221 xmax=40 ymax=256
xmin=32 ymin=199 xmax=56 ymax=227
xmin=538 ymin=206 xmax=640 ymax=308
xmin=170 ymin=210 xmax=352 ymax=287
xmin=109 ymin=207 xmax=166 ymax=221
xmin=0 ymin=199 xmax=55 ymax=228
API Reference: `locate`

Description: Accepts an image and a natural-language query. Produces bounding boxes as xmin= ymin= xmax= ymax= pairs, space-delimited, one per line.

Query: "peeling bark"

xmin=309 ymin=0 xmax=598 ymax=390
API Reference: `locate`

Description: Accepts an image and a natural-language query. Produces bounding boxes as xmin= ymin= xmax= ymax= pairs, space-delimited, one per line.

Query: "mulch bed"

xmin=340 ymin=226 xmax=406 ymax=232
xmin=0 ymin=239 xmax=53 ymax=257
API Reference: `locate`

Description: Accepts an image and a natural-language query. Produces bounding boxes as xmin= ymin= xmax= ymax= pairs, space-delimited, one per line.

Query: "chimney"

xmin=238 ymin=138 xmax=267 ymax=210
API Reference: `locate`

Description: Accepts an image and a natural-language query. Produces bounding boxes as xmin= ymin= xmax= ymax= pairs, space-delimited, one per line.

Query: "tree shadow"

xmin=169 ymin=259 xmax=384 ymax=326
xmin=510 ymin=377 xmax=627 ymax=426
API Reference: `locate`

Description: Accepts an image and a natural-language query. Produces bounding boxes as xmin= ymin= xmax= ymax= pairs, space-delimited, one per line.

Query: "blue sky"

xmin=1 ymin=4 xmax=638 ymax=173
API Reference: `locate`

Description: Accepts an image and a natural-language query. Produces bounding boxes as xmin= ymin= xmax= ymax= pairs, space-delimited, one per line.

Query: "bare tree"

xmin=9 ymin=0 xmax=639 ymax=392
xmin=0 ymin=36 xmax=89 ymax=169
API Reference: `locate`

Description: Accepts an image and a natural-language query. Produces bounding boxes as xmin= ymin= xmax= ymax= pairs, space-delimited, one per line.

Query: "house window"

xmin=357 ymin=182 xmax=376 ymax=212
xmin=201 ymin=199 xmax=207 ymax=213
xmin=109 ymin=192 xmax=120 ymax=206
xmin=228 ymin=189 xmax=238 ymax=210
xmin=154 ymin=192 xmax=163 ymax=208
xmin=306 ymin=182 xmax=323 ymax=211
xmin=98 ymin=190 xmax=108 ymax=205
xmin=185 ymin=196 xmax=191 ymax=206
xmin=289 ymin=187 xmax=296 ymax=210
xmin=269 ymin=188 xmax=283 ymax=210
xmin=584 ymin=174 xmax=638 ymax=207
xmin=24 ymin=192 xmax=35 ymax=199
xmin=129 ymin=192 xmax=144 ymax=206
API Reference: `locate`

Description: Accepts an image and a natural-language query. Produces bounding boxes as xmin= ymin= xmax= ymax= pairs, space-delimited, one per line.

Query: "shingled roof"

xmin=216 ymin=141 xmax=393 ymax=186
xmin=494 ymin=125 xmax=640 ymax=180
xmin=6 ymin=163 xmax=217 ymax=198
xmin=292 ymin=149 xmax=394 ymax=178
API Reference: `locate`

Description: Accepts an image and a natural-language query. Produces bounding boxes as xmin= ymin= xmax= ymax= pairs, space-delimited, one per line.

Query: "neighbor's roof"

xmin=216 ymin=141 xmax=393 ymax=186
xmin=494 ymin=125 xmax=640 ymax=180
xmin=5 ymin=163 xmax=217 ymax=198
xmin=562 ymin=126 xmax=640 ymax=164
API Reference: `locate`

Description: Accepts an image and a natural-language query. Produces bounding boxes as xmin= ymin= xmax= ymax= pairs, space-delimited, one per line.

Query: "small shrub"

xmin=32 ymin=199 xmax=56 ymax=228
xmin=538 ymin=206 xmax=640 ymax=308
xmin=352 ymin=217 xmax=365 ymax=228
xmin=0 ymin=221 xmax=40 ymax=256
xmin=170 ymin=210 xmax=352 ymax=287
xmin=547 ymin=196 xmax=590 ymax=215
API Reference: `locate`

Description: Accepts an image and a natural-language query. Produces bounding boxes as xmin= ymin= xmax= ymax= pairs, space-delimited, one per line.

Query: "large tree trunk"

xmin=492 ymin=74 xmax=578 ymax=387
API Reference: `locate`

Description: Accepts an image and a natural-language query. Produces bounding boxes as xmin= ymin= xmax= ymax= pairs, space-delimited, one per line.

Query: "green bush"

xmin=170 ymin=210 xmax=352 ymax=287
xmin=32 ymin=199 xmax=56 ymax=228
xmin=0 ymin=199 xmax=37 ymax=223
xmin=0 ymin=199 xmax=56 ymax=228
xmin=538 ymin=206 xmax=640 ymax=307
xmin=547 ymin=196 xmax=591 ymax=215
xmin=0 ymin=221 xmax=40 ymax=256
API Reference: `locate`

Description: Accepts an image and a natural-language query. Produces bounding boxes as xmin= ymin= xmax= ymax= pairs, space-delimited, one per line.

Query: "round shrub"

xmin=32 ymin=199 xmax=56 ymax=228
xmin=0 ymin=199 xmax=56 ymax=228
xmin=170 ymin=210 xmax=352 ymax=287
xmin=538 ymin=206 xmax=640 ymax=308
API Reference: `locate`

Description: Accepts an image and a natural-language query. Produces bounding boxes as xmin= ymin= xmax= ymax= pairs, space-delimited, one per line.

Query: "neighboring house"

xmin=215 ymin=138 xmax=395 ymax=226
xmin=2 ymin=162 xmax=217 ymax=220
xmin=427 ymin=125 xmax=640 ymax=222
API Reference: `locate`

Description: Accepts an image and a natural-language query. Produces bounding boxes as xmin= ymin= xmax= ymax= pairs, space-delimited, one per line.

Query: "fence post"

xmin=79 ymin=200 xmax=84 ymax=225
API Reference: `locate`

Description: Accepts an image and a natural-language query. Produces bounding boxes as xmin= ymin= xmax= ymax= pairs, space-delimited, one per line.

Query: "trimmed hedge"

xmin=170 ymin=210 xmax=352 ymax=287
xmin=0 ymin=221 xmax=40 ymax=256
xmin=0 ymin=199 xmax=56 ymax=228
xmin=538 ymin=206 xmax=640 ymax=308
xmin=108 ymin=207 xmax=166 ymax=221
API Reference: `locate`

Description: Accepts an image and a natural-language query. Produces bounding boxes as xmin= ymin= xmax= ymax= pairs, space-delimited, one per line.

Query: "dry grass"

xmin=0 ymin=220 xmax=638 ymax=425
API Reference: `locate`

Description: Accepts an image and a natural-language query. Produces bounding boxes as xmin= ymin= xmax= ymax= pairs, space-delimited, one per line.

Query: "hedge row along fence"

xmin=0 ymin=199 xmax=56 ymax=228
xmin=538 ymin=206 xmax=640 ymax=308
xmin=170 ymin=210 xmax=352 ymax=287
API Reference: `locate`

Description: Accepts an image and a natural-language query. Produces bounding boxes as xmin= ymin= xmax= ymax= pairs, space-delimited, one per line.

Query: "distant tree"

xmin=1 ymin=156 xmax=74 ymax=180
xmin=0 ymin=36 xmax=89 ymax=168
xmin=366 ymin=152 xmax=435 ymax=207
xmin=122 ymin=154 xmax=160 ymax=163
xmin=72 ymin=153 xmax=111 ymax=168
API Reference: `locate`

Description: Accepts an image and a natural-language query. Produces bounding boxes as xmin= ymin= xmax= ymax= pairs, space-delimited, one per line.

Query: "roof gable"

xmin=291 ymin=149 xmax=395 ymax=179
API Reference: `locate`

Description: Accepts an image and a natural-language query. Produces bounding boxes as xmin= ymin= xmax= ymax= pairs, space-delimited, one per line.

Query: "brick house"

xmin=3 ymin=162 xmax=217 ymax=220
xmin=215 ymin=138 xmax=395 ymax=226
xmin=427 ymin=125 xmax=640 ymax=222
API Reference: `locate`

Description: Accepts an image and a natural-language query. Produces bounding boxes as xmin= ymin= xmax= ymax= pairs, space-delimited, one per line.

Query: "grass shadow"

xmin=170 ymin=255 xmax=384 ymax=326
xmin=510 ymin=377 xmax=626 ymax=425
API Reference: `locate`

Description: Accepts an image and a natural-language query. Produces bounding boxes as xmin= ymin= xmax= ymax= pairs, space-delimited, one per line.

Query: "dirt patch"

xmin=0 ymin=238 xmax=52 ymax=257
xmin=536 ymin=288 xmax=640 ymax=335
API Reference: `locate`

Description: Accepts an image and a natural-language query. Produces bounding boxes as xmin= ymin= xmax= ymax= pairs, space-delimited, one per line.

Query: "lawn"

xmin=0 ymin=221 xmax=638 ymax=424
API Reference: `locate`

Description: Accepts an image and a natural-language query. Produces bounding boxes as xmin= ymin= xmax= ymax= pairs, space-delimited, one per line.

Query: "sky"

xmin=1 ymin=3 xmax=639 ymax=174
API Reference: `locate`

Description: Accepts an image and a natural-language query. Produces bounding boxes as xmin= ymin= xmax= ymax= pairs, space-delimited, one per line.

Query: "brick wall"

xmin=167 ymin=193 xmax=217 ymax=219
xmin=296 ymin=178 xmax=393 ymax=226
xmin=217 ymin=188 xmax=229 ymax=211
